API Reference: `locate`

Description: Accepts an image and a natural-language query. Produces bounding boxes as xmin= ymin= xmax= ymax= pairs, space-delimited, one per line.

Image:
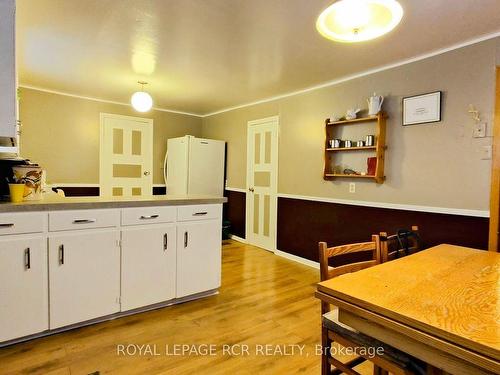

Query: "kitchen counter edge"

xmin=0 ymin=196 xmax=227 ymax=213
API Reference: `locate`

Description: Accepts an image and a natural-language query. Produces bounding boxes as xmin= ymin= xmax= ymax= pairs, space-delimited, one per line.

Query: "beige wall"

xmin=202 ymin=39 xmax=498 ymax=211
xmin=19 ymin=87 xmax=202 ymax=184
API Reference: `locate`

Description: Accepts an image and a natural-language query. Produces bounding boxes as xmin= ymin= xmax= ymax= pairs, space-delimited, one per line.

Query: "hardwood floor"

xmin=0 ymin=240 xmax=372 ymax=375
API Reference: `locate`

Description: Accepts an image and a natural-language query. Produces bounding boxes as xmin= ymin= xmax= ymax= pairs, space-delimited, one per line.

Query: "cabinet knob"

xmin=249 ymin=187 xmax=254 ymax=193
xmin=143 ymin=171 xmax=151 ymax=176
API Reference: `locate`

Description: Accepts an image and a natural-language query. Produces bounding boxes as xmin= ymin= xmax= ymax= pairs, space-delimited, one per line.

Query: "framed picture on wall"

xmin=402 ymin=91 xmax=442 ymax=126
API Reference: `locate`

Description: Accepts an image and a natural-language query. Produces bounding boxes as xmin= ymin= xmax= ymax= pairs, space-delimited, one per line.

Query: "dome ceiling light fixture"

xmin=316 ymin=0 xmax=404 ymax=43
xmin=131 ymin=81 xmax=153 ymax=112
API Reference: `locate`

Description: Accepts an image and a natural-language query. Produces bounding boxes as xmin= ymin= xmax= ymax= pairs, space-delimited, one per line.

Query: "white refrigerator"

xmin=164 ymin=135 xmax=225 ymax=196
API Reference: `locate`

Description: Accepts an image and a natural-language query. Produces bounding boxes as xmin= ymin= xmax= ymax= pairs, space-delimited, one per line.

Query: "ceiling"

xmin=17 ymin=0 xmax=500 ymax=116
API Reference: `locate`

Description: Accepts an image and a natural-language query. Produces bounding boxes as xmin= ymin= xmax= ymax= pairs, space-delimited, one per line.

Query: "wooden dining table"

xmin=315 ymin=244 xmax=500 ymax=374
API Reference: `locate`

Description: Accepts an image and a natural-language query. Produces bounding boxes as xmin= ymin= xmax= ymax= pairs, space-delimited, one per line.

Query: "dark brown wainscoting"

xmin=224 ymin=190 xmax=246 ymax=239
xmin=277 ymin=197 xmax=489 ymax=262
xmin=52 ymin=186 xmax=166 ymax=197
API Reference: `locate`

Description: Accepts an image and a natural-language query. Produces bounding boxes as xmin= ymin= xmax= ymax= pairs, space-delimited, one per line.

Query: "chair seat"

xmin=322 ymin=308 xmax=426 ymax=374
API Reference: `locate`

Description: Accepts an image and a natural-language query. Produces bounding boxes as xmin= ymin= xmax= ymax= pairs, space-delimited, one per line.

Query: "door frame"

xmin=245 ymin=115 xmax=279 ymax=252
xmin=99 ymin=113 xmax=153 ymax=197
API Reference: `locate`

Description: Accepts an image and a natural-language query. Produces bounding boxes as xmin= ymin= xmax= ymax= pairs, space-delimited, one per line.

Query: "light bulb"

xmin=131 ymin=91 xmax=153 ymax=112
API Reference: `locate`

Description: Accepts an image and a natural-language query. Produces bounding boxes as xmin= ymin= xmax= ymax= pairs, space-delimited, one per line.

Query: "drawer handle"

xmin=73 ymin=219 xmax=96 ymax=224
xmin=193 ymin=212 xmax=208 ymax=216
xmin=59 ymin=245 xmax=64 ymax=265
xmin=25 ymin=248 xmax=31 ymax=270
xmin=0 ymin=223 xmax=14 ymax=228
xmin=164 ymin=233 xmax=168 ymax=251
xmin=140 ymin=215 xmax=159 ymax=220
xmin=184 ymin=231 xmax=188 ymax=248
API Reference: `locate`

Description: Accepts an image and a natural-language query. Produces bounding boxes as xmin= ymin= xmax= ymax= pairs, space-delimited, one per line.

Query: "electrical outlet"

xmin=481 ymin=145 xmax=492 ymax=160
xmin=349 ymin=183 xmax=356 ymax=193
xmin=473 ymin=122 xmax=486 ymax=138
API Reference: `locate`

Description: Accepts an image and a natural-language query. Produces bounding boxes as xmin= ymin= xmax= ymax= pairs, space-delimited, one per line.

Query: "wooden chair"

xmin=319 ymin=237 xmax=423 ymax=375
xmin=379 ymin=226 xmax=421 ymax=263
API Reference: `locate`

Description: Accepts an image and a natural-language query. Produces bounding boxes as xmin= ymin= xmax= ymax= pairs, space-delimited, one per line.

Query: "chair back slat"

xmin=328 ymin=259 xmax=379 ymax=278
xmin=318 ymin=235 xmax=381 ymax=314
xmin=380 ymin=225 xmax=421 ymax=263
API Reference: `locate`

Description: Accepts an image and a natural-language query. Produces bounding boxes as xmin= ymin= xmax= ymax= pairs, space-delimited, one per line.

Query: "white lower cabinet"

xmin=48 ymin=229 xmax=121 ymax=329
xmin=176 ymin=220 xmax=222 ymax=298
xmin=0 ymin=236 xmax=48 ymax=342
xmin=121 ymin=224 xmax=177 ymax=311
xmin=0 ymin=203 xmax=223 ymax=343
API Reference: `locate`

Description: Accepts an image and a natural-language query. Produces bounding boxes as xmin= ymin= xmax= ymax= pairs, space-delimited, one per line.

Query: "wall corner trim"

xmin=277 ymin=193 xmax=490 ymax=218
xmin=274 ymin=249 xmax=319 ymax=269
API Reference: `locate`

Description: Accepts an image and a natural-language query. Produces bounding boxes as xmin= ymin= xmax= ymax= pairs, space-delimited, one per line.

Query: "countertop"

xmin=0 ymin=194 xmax=227 ymax=212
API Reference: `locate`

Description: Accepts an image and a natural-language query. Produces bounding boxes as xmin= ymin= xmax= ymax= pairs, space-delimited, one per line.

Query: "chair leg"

xmin=322 ymin=326 xmax=331 ymax=375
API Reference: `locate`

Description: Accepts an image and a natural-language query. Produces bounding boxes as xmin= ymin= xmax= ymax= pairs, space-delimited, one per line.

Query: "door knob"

xmin=249 ymin=187 xmax=254 ymax=192
xmin=143 ymin=171 xmax=150 ymax=176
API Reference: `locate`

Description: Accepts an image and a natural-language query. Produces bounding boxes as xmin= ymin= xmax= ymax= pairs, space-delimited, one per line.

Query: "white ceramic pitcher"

xmin=367 ymin=93 xmax=384 ymax=115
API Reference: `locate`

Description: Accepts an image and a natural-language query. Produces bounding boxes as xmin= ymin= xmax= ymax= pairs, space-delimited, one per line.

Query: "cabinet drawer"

xmin=121 ymin=206 xmax=176 ymax=226
xmin=0 ymin=212 xmax=46 ymax=235
xmin=177 ymin=204 xmax=221 ymax=222
xmin=49 ymin=209 xmax=120 ymax=232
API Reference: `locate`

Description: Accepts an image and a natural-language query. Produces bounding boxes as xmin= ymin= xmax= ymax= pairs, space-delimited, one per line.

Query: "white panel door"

xmin=48 ymin=229 xmax=121 ymax=329
xmin=176 ymin=220 xmax=221 ymax=298
xmin=121 ymin=224 xmax=177 ymax=311
xmin=246 ymin=116 xmax=279 ymax=251
xmin=188 ymin=137 xmax=225 ymax=196
xmin=0 ymin=236 xmax=48 ymax=342
xmin=100 ymin=113 xmax=153 ymax=197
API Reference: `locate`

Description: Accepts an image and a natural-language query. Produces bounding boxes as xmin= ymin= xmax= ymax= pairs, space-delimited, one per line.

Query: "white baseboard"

xmin=274 ymin=249 xmax=319 ymax=269
xmin=229 ymin=234 xmax=247 ymax=243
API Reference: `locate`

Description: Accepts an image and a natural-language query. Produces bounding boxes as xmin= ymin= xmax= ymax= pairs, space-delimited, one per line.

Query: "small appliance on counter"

xmin=0 ymin=158 xmax=41 ymax=201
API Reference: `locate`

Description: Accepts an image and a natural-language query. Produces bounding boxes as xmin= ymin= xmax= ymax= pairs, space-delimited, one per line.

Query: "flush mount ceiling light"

xmin=316 ymin=0 xmax=403 ymax=43
xmin=131 ymin=81 xmax=153 ymax=112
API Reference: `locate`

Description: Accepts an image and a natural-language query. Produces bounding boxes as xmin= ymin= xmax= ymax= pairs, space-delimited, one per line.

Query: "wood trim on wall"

xmin=277 ymin=197 xmax=489 ymax=262
xmin=488 ymin=67 xmax=500 ymax=252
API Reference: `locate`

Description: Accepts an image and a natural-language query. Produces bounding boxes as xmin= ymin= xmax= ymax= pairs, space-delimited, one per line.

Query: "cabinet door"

xmin=176 ymin=220 xmax=221 ymax=298
xmin=121 ymin=224 xmax=177 ymax=311
xmin=0 ymin=0 xmax=16 ymax=138
xmin=48 ymin=229 xmax=120 ymax=329
xmin=0 ymin=236 xmax=48 ymax=342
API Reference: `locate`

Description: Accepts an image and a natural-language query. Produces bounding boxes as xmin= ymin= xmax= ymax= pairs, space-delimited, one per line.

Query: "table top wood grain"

xmin=317 ymin=244 xmax=500 ymax=361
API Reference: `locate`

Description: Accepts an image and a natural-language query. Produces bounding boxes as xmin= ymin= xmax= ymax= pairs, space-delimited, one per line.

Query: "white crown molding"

xmin=203 ymin=30 xmax=500 ymax=117
xmin=19 ymin=31 xmax=500 ymax=118
xmin=19 ymin=85 xmax=204 ymax=118
xmin=277 ymin=193 xmax=489 ymax=218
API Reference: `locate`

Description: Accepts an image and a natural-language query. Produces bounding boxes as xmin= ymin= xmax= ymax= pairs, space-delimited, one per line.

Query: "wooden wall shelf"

xmin=323 ymin=112 xmax=387 ymax=184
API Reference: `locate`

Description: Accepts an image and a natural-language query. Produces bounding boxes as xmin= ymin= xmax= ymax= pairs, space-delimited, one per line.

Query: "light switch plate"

xmin=473 ymin=122 xmax=486 ymax=138
xmin=481 ymin=145 xmax=492 ymax=160
xmin=349 ymin=183 xmax=356 ymax=193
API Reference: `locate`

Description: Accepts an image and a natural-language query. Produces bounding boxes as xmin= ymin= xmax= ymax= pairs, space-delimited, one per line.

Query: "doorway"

xmin=99 ymin=113 xmax=153 ymax=197
xmin=246 ymin=116 xmax=279 ymax=251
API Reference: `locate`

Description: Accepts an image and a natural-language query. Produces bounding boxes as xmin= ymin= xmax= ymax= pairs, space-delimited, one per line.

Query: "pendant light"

xmin=316 ymin=0 xmax=403 ymax=43
xmin=131 ymin=81 xmax=153 ymax=112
